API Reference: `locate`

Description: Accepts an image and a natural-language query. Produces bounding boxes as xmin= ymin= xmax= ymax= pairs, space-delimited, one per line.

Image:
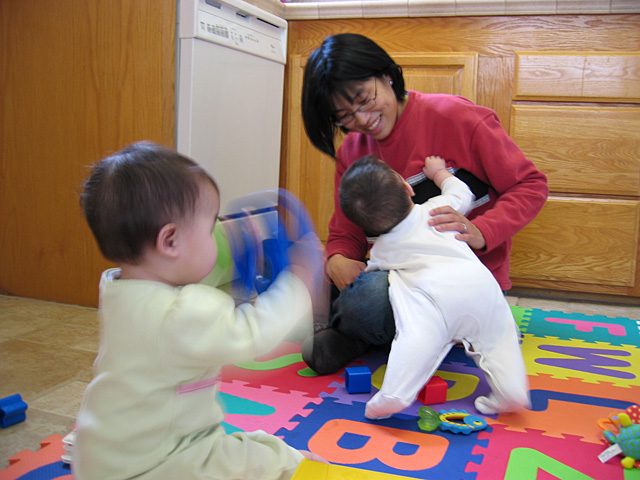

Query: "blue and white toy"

xmin=202 ymin=188 xmax=324 ymax=306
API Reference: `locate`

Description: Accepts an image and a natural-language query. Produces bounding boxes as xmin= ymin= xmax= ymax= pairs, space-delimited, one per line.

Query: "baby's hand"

xmin=299 ymin=450 xmax=330 ymax=464
xmin=423 ymin=155 xmax=446 ymax=180
xmin=288 ymin=232 xmax=322 ymax=293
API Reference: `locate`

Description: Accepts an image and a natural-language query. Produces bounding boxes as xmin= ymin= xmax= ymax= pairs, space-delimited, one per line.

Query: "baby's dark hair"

xmin=339 ymin=155 xmax=413 ymax=236
xmin=80 ymin=141 xmax=218 ymax=264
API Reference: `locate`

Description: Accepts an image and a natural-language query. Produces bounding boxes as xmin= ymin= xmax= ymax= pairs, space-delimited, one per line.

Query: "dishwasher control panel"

xmin=180 ymin=0 xmax=287 ymax=64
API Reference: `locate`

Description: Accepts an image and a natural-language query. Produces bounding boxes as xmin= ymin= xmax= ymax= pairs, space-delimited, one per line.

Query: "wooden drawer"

xmin=510 ymin=105 xmax=640 ymax=196
xmin=514 ymin=52 xmax=640 ymax=103
xmin=510 ymin=196 xmax=640 ymax=287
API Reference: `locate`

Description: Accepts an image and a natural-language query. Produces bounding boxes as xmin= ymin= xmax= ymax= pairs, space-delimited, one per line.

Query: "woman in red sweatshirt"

xmin=300 ymin=33 xmax=548 ymax=375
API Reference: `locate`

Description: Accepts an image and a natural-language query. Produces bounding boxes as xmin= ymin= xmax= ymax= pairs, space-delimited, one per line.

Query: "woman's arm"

xmin=324 ymin=146 xmax=370 ymax=289
xmin=429 ymin=111 xmax=548 ymax=252
xmin=465 ymin=112 xmax=548 ymax=253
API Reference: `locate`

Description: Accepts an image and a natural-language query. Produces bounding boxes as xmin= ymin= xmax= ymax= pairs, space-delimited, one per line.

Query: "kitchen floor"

xmin=2 ymin=293 xmax=640 ymax=469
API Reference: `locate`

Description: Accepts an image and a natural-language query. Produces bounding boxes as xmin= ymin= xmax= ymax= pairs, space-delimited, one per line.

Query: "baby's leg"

xmin=147 ymin=429 xmax=304 ymax=479
xmin=467 ymin=333 xmax=530 ymax=415
xmin=366 ymin=335 xmax=450 ymax=419
xmin=365 ymin=301 xmax=452 ymax=420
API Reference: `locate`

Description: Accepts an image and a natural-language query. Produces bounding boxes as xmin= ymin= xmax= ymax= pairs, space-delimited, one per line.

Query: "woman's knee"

xmin=334 ymin=271 xmax=395 ymax=344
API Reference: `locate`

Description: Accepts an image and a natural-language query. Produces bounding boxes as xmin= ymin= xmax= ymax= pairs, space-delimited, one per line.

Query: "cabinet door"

xmin=509 ymin=52 xmax=640 ymax=296
xmin=0 ymin=0 xmax=176 ymax=306
xmin=511 ymin=197 xmax=640 ymax=288
xmin=283 ymin=55 xmax=337 ymax=243
xmin=283 ymin=53 xmax=478 ymax=243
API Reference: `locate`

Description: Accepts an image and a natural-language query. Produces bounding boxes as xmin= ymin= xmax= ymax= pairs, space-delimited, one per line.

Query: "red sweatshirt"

xmin=327 ymin=92 xmax=549 ymax=290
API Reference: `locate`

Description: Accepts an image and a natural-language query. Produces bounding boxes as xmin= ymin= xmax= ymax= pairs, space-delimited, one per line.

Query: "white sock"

xmin=474 ymin=395 xmax=502 ymax=415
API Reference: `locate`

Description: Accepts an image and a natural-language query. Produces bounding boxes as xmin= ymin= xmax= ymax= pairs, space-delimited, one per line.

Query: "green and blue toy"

xmin=417 ymin=406 xmax=487 ymax=435
xmin=598 ymin=404 xmax=640 ymax=470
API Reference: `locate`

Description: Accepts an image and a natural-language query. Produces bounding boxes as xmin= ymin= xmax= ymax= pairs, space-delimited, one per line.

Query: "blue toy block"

xmin=0 ymin=393 xmax=28 ymax=428
xmin=345 ymin=366 xmax=372 ymax=394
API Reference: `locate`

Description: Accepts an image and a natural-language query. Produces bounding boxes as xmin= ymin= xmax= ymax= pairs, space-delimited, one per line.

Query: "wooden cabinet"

xmin=3 ymin=8 xmax=640 ymax=305
xmin=509 ymin=52 xmax=640 ymax=296
xmin=0 ymin=0 xmax=176 ymax=307
xmin=283 ymin=55 xmax=335 ymax=243
xmin=282 ymin=15 xmax=640 ymax=298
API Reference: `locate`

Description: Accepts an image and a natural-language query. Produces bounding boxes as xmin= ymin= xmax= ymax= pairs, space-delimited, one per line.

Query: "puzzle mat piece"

xmin=490 ymin=373 xmax=640 ymax=442
xmin=510 ymin=305 xmax=532 ymax=331
xmin=332 ymin=362 xmax=639 ymax=445
xmin=327 ymin=366 xmax=491 ymax=419
xmin=487 ymin=392 xmax=629 ymax=445
xmin=2 ymin=434 xmax=72 ymax=480
xmin=467 ymin=423 xmax=626 ymax=480
xmin=292 ymin=458 xmax=419 ymax=479
xmin=221 ymin=341 xmax=342 ymax=397
xmin=356 ymin=343 xmax=478 ymax=370
xmin=277 ymin=395 xmax=484 ymax=480
xmin=521 ymin=334 xmax=639 ymax=387
xmin=218 ymin=379 xmax=322 ymax=435
xmin=321 ymin=349 xmax=386 ymax=407
xmin=341 ymin=347 xmax=511 ymax=414
xmin=353 ymin=344 xmax=493 ymax=395
xmin=624 ymin=468 xmax=640 ymax=480
xmin=329 ymin=348 xmax=518 ymax=429
xmin=441 ymin=343 xmax=479 ymax=368
xmin=335 ymin=335 xmax=639 ymax=444
xmin=521 ymin=308 xmax=640 ymax=346
xmin=359 ymin=347 xmax=484 ymax=389
xmin=527 ymin=373 xmax=640 ymax=411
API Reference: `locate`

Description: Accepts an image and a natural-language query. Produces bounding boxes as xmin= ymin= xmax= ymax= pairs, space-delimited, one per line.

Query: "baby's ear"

xmin=403 ymin=181 xmax=415 ymax=197
xmin=156 ymin=223 xmax=179 ymax=257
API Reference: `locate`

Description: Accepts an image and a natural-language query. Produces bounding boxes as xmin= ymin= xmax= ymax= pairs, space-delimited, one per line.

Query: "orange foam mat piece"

xmin=3 ymin=434 xmax=72 ymax=480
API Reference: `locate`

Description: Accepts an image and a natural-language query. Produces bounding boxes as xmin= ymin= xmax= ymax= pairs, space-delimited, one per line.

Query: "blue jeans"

xmin=328 ymin=270 xmax=396 ymax=345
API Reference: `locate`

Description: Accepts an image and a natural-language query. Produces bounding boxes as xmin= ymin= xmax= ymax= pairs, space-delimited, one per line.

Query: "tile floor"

xmin=2 ymin=292 xmax=640 ymax=468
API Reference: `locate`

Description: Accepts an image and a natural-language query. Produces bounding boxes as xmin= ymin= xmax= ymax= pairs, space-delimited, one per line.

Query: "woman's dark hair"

xmin=301 ymin=33 xmax=406 ymax=158
xmin=80 ymin=141 xmax=218 ymax=264
xmin=339 ymin=155 xmax=413 ymax=236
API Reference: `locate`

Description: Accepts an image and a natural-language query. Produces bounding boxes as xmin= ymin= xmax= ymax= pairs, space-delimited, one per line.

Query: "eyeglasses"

xmin=334 ymin=78 xmax=378 ymax=127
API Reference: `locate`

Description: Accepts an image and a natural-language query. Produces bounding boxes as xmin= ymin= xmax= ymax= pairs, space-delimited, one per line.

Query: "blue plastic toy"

xmin=438 ymin=409 xmax=488 ymax=434
xmin=345 ymin=366 xmax=372 ymax=394
xmin=417 ymin=406 xmax=487 ymax=435
xmin=219 ymin=188 xmax=321 ymax=301
xmin=0 ymin=393 xmax=28 ymax=428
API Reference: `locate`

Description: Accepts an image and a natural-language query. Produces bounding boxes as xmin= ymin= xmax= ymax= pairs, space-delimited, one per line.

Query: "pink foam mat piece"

xmin=220 ymin=380 xmax=322 ymax=435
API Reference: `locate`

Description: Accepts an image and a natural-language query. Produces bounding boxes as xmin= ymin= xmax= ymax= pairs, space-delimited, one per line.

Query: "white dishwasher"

xmin=177 ymin=0 xmax=287 ymax=215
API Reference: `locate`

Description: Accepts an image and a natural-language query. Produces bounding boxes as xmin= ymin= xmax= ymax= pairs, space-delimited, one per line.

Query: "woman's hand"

xmin=326 ymin=254 xmax=366 ymax=290
xmin=428 ymin=206 xmax=486 ymax=250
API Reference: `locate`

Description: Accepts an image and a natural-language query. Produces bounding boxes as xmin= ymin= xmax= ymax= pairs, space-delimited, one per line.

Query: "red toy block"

xmin=418 ymin=376 xmax=447 ymax=405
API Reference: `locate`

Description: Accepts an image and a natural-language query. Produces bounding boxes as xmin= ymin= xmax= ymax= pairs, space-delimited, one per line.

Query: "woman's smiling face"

xmin=332 ymin=75 xmax=402 ymax=141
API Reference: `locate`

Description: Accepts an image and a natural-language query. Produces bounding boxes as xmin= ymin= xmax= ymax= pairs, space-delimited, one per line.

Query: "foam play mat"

xmin=3 ymin=306 xmax=640 ymax=479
